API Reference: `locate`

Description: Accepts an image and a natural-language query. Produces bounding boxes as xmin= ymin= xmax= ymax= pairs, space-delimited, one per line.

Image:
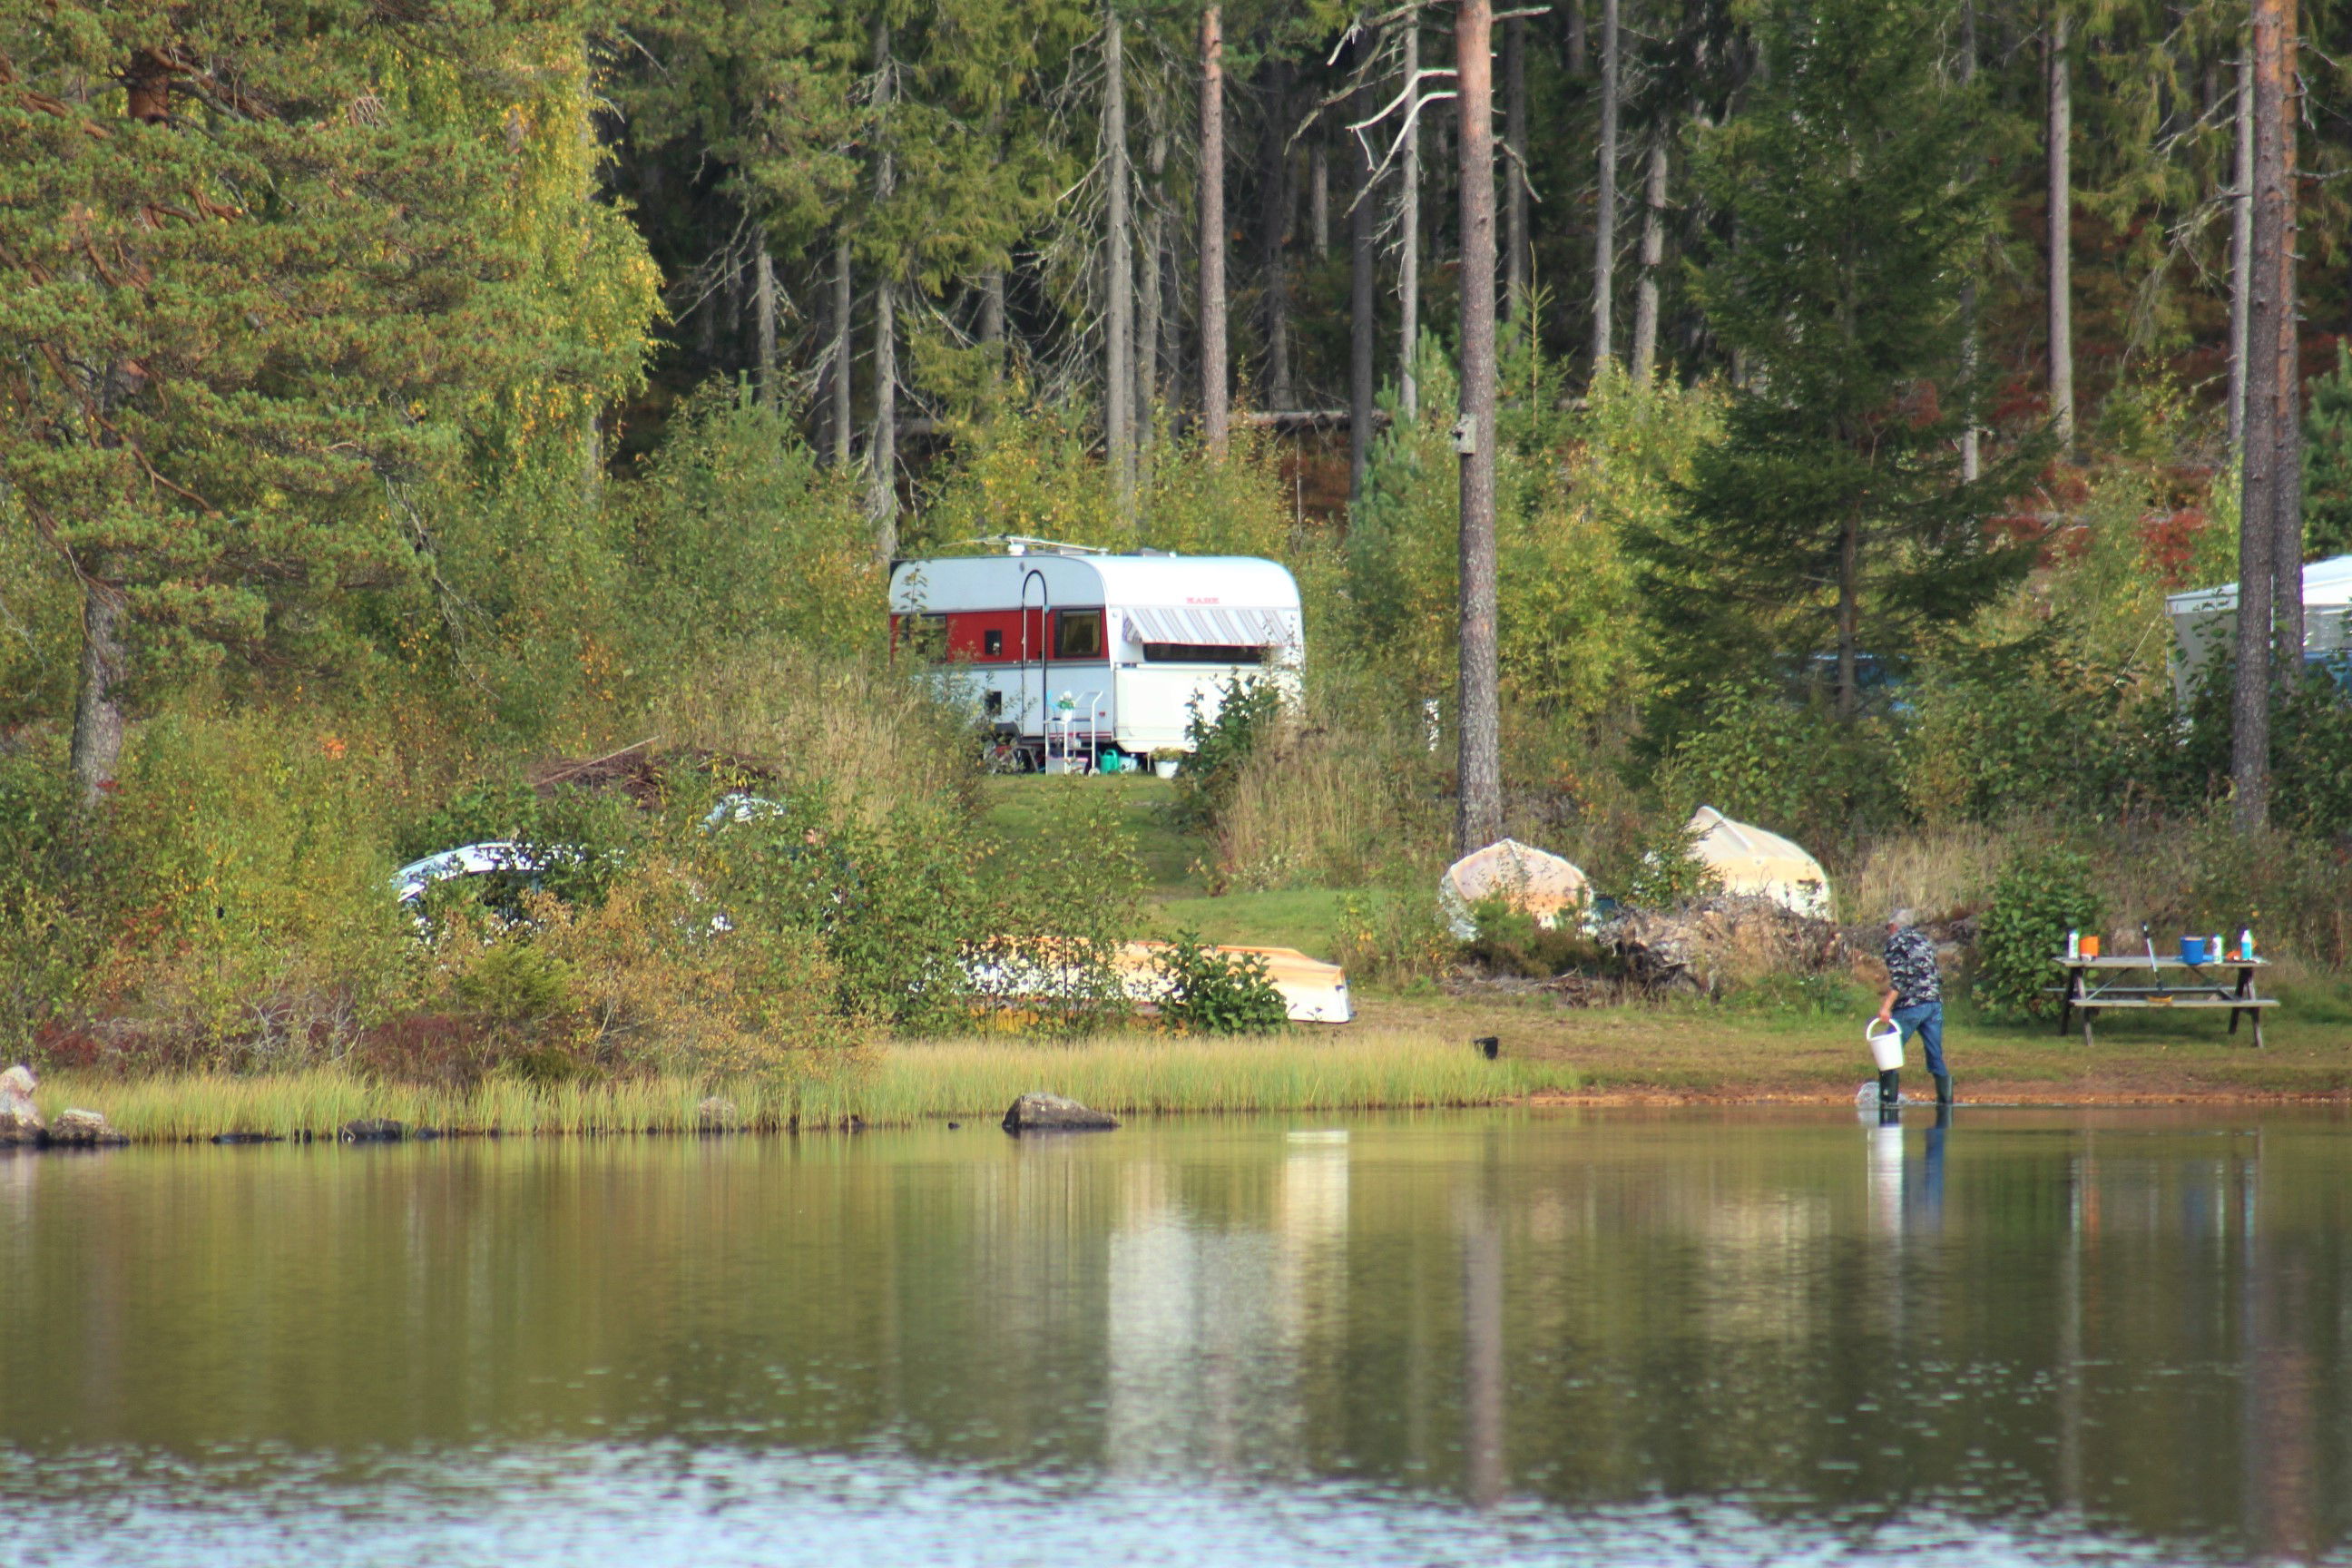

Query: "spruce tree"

xmin=1633 ymin=0 xmax=2041 ymax=732
xmin=0 ymin=0 xmax=652 ymax=802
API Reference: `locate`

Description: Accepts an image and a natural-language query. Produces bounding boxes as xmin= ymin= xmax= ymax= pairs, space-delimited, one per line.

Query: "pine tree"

xmin=1 ymin=0 xmax=654 ymax=803
xmin=1633 ymin=0 xmax=2041 ymax=731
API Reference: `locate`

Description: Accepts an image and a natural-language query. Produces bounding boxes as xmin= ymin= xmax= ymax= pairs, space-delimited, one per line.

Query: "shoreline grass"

xmin=31 ymin=1030 xmax=1579 ymax=1142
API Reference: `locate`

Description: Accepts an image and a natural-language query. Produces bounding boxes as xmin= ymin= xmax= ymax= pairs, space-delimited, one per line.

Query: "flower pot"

xmin=1154 ymin=759 xmax=1180 ymax=779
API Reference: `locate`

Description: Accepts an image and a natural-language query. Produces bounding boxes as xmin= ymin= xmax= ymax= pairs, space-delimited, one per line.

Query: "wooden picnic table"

xmin=2050 ymin=955 xmax=2277 ymax=1048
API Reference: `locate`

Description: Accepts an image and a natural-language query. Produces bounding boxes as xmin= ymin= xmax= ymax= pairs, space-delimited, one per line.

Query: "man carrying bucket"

xmin=1876 ymin=909 xmax=1951 ymax=1109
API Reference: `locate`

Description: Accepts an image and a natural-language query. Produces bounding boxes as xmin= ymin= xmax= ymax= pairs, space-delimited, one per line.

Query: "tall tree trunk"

xmin=1591 ymin=0 xmax=1621 ymax=375
xmin=2271 ymin=0 xmax=2303 ymax=669
xmin=1200 ymin=5 xmax=1229 ymax=456
xmin=830 ymin=240 xmax=853 ymax=467
xmin=982 ymin=268 xmax=1006 ymax=390
xmin=1310 ymin=136 xmax=1329 ymax=257
xmin=1568 ymin=0 xmax=1587 ymax=77
xmin=1260 ymin=59 xmax=1295 ymax=409
xmin=2229 ymin=47 xmax=2254 ymax=457
xmin=1400 ymin=19 xmax=1422 ymax=420
xmin=2237 ymin=0 xmax=2290 ymax=830
xmin=1140 ymin=123 xmax=1168 ymax=484
xmin=1959 ymin=0 xmax=1981 ymax=482
xmin=754 ymin=235 xmax=778 ymax=410
xmin=1349 ymin=74 xmax=1377 ymax=503
xmin=866 ymin=18 xmax=897 ymax=553
xmin=1455 ymin=0 xmax=1503 ymax=855
xmin=69 ymin=581 xmax=126 ymax=808
xmin=1504 ymin=15 xmax=1530 ymax=324
xmin=2046 ymin=7 xmax=2073 ymax=456
xmin=1105 ymin=1 xmax=1135 ymax=519
xmin=1836 ymin=514 xmax=1861 ymax=720
xmin=1630 ymin=132 xmax=1666 ymax=383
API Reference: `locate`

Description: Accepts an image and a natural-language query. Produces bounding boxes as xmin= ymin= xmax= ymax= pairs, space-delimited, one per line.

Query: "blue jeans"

xmin=1894 ymin=1001 xmax=1947 ymax=1079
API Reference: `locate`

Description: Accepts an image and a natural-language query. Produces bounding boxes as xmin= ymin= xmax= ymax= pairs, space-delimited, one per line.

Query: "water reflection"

xmin=1 ymin=1108 xmax=2347 ymax=1566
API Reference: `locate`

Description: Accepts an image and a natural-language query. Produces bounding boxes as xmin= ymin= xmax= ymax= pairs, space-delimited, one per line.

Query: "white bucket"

xmin=1865 ymin=1019 xmax=1905 ymax=1073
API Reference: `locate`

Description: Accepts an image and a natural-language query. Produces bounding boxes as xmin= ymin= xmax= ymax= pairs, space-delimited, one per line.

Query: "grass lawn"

xmin=977 ymin=773 xmax=2352 ymax=1103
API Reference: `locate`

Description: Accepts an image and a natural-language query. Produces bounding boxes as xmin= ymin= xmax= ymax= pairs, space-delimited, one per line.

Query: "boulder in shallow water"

xmin=1002 ymin=1093 xmax=1119 ymax=1134
xmin=338 ymin=1118 xmax=406 ymax=1143
xmin=0 ymin=1063 xmax=41 ymax=1146
xmin=47 ymin=1108 xmax=125 ymax=1146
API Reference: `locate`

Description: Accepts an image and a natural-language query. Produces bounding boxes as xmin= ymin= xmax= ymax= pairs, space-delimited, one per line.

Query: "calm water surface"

xmin=3 ymin=1107 xmax=2347 ymax=1566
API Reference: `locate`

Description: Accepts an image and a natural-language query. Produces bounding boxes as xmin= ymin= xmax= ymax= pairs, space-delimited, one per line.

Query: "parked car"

xmin=390 ymin=841 xmax=579 ymax=933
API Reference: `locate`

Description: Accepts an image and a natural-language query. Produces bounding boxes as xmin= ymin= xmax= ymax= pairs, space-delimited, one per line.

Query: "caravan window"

xmin=1142 ymin=642 xmax=1269 ymax=665
xmin=1054 ymin=609 xmax=1105 ymax=660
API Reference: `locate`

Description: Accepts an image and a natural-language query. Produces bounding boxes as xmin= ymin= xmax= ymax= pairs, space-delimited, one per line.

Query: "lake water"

xmin=2 ymin=1107 xmax=2347 ymax=1566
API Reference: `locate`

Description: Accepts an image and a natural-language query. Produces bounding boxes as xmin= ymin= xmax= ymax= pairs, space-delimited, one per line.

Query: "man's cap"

xmin=1888 ymin=907 xmax=1918 ymax=928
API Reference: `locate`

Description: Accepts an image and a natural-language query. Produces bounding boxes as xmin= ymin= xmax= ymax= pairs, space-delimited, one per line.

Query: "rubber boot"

xmin=1934 ymin=1073 xmax=1953 ymax=1107
xmin=1877 ymin=1069 xmax=1901 ymax=1110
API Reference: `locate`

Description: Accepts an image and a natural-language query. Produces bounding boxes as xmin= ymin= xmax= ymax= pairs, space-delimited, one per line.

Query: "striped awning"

xmin=1122 ymin=605 xmax=1298 ymax=647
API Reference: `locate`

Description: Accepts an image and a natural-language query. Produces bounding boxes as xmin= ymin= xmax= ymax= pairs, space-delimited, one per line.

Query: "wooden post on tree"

xmin=2236 ymin=0 xmax=2290 ymax=830
xmin=1200 ymin=5 xmax=1229 ymax=456
xmin=1456 ymin=0 xmax=1503 ymax=854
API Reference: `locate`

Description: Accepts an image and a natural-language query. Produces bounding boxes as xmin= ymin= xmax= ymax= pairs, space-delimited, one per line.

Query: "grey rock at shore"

xmin=47 ymin=1108 xmax=126 ymax=1146
xmin=339 ymin=1118 xmax=407 ymax=1143
xmin=0 ymin=1063 xmax=43 ymax=1146
xmin=1002 ymin=1093 xmax=1119 ymax=1134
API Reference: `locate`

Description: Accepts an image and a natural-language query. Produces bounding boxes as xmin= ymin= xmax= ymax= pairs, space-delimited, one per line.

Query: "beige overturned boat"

xmin=1118 ymin=941 xmax=1354 ymax=1024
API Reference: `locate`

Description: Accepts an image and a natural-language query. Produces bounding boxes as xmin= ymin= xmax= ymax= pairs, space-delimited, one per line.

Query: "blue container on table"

xmin=2180 ymin=936 xmax=2211 ymax=965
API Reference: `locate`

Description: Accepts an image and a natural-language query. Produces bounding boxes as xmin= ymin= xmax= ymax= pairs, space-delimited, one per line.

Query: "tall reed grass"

xmin=36 ymin=1031 xmax=1575 ymax=1142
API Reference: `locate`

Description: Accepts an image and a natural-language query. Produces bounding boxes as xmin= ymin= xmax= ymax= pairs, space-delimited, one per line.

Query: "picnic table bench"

xmin=2050 ymin=955 xmax=2277 ymax=1048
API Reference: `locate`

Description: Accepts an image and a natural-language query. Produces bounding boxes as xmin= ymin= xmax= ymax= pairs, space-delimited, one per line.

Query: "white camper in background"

xmin=889 ymin=539 xmax=1304 ymax=770
xmin=2167 ymin=554 xmax=2352 ymax=702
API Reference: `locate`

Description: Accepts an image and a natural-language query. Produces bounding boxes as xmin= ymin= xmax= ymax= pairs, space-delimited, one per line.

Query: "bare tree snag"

xmin=2272 ymin=0 xmax=2303 ymax=669
xmin=1630 ymin=132 xmax=1666 ymax=382
xmin=1260 ymin=58 xmax=1296 ymax=410
xmin=2229 ymin=47 xmax=2253 ymax=457
xmin=866 ymin=17 xmax=897 ymax=553
xmin=830 ymin=240 xmax=853 ymax=467
xmin=1140 ymin=121 xmax=1169 ymax=477
xmin=1400 ymin=17 xmax=1422 ymax=420
xmin=2236 ymin=0 xmax=2290 ymax=830
xmin=1106 ymin=1 xmax=1134 ymax=518
xmin=1350 ymin=71 xmax=1377 ymax=503
xmin=2046 ymin=6 xmax=2073 ymax=456
xmin=754 ymin=236 xmax=777 ymax=410
xmin=69 ymin=583 xmax=126 ymax=807
xmin=1456 ymin=0 xmax=1503 ymax=854
xmin=1200 ymin=5 xmax=1229 ymax=456
xmin=1504 ymin=14 xmax=1530 ymax=323
xmin=1592 ymin=0 xmax=1621 ymax=374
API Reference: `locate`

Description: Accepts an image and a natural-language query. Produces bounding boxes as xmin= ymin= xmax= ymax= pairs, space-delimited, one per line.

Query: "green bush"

xmin=1153 ymin=931 xmax=1289 ymax=1034
xmin=1170 ymin=675 xmax=1284 ymax=832
xmin=1463 ymin=897 xmax=1609 ymax=979
xmin=1976 ymin=848 xmax=2102 ymax=1020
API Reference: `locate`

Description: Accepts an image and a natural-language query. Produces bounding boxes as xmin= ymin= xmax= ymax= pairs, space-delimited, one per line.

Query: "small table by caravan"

xmin=2050 ymin=956 xmax=2277 ymax=1048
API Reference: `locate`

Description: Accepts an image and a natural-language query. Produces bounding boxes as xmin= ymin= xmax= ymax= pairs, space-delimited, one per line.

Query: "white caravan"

xmin=2166 ymin=554 xmax=2352 ymax=702
xmin=889 ymin=539 xmax=1303 ymax=769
